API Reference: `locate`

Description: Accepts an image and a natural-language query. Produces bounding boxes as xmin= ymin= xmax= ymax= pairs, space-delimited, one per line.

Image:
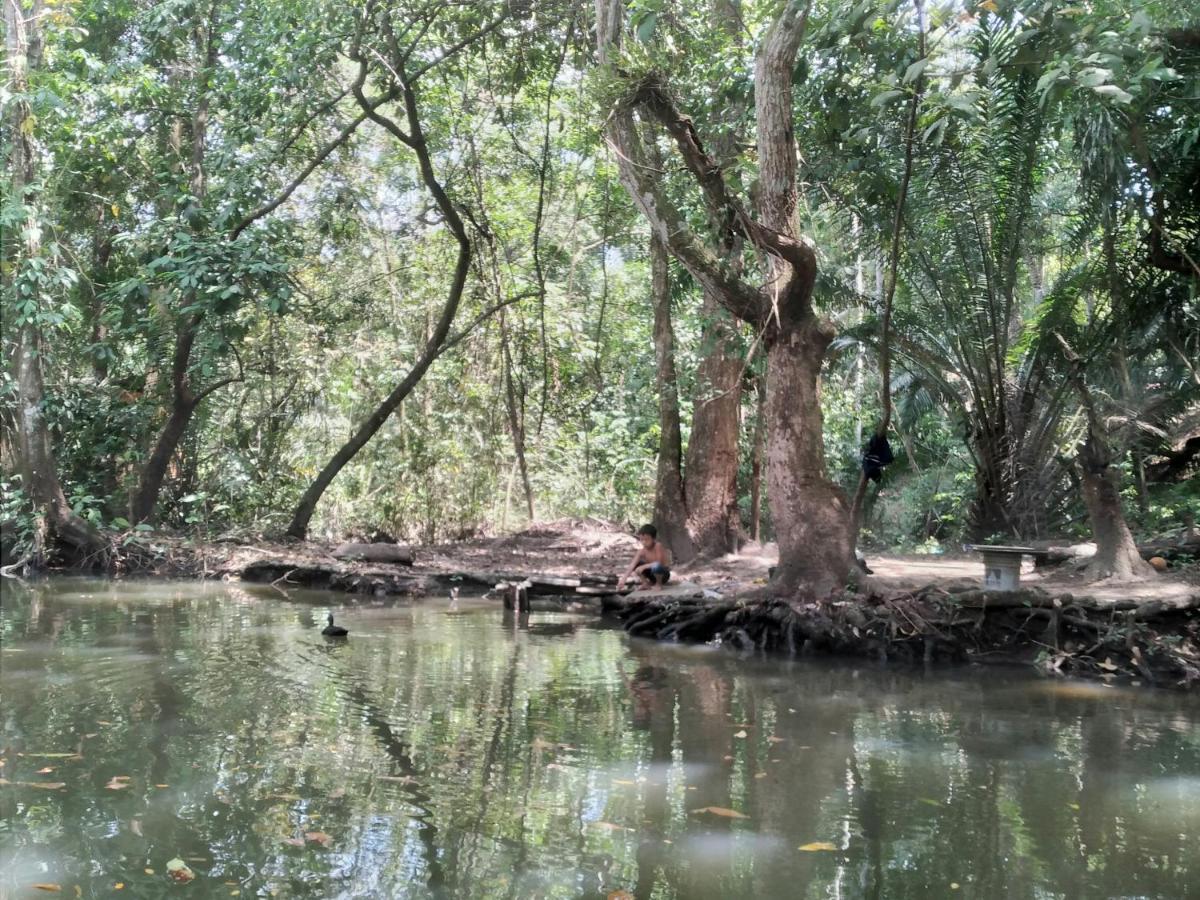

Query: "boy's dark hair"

xmin=637 ymin=524 xmax=657 ymax=539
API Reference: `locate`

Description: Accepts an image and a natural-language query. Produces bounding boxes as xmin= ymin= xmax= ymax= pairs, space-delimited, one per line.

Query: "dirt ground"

xmin=177 ymin=517 xmax=1199 ymax=609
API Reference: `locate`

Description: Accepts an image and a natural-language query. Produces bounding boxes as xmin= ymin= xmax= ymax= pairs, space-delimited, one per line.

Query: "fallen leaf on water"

xmin=1068 ymin=802 xmax=1080 ymax=810
xmin=106 ymin=776 xmax=132 ymax=790
xmin=1098 ymin=658 xmax=1118 ymax=672
xmin=608 ymin=891 xmax=634 ymax=900
xmin=31 ymin=884 xmax=61 ymax=892
xmin=767 ymin=736 xmax=785 ymax=744
xmin=37 ymin=767 xmax=55 ymax=774
xmin=376 ymin=777 xmax=414 ymax=785
xmin=304 ymin=831 xmax=333 ymax=847
xmin=722 ymin=755 xmax=734 ymax=761
xmin=917 ymin=798 xmax=942 ymax=807
xmin=1 ymin=778 xmax=67 ymax=789
xmin=329 ymin=787 xmax=345 ymax=799
xmin=691 ymin=807 xmax=749 ymax=819
xmin=282 ymin=837 xmax=305 ymax=847
xmin=754 ymin=773 xmax=768 ymax=779
xmin=84 ymin=733 xmax=99 ymax=739
xmin=950 ymin=883 xmax=960 ymax=890
xmin=74 ymin=887 xmax=81 ymax=898
xmin=733 ymin=730 xmax=748 ymax=739
xmin=155 ymin=784 xmax=169 ymax=789
xmin=19 ymin=752 xmax=79 ymax=759
xmin=545 ymin=763 xmax=569 ymax=772
xmin=166 ymin=859 xmax=195 ymax=883
xmin=130 ymin=818 xmax=143 ymax=836
xmin=591 ymin=822 xmax=629 ymax=831
xmin=114 ymin=883 xmax=125 ymax=890
xmin=97 ymin=720 xmax=112 ymax=726
xmin=144 ymin=868 xmax=154 ymax=876
xmin=230 ymin=892 xmax=240 ymax=897
xmin=612 ymin=779 xmax=636 ymax=786
xmin=798 ymin=841 xmax=837 ymax=852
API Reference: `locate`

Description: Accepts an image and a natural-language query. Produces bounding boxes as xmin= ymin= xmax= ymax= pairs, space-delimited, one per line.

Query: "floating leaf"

xmin=105 ymin=776 xmax=132 ymax=790
xmin=144 ymin=869 xmax=154 ymax=876
xmin=608 ymin=892 xmax=634 ymax=900
xmin=591 ymin=821 xmax=629 ymax=831
xmin=1 ymin=778 xmax=67 ymax=789
xmin=798 ymin=841 xmax=837 ymax=852
xmin=166 ymin=859 xmax=195 ymax=883
xmin=37 ymin=767 xmax=55 ymax=774
xmin=918 ymin=797 xmax=942 ymax=807
xmin=733 ymin=730 xmax=748 ymax=739
xmin=282 ymin=837 xmax=305 ymax=847
xmin=754 ymin=772 xmax=768 ymax=779
xmin=691 ymin=807 xmax=749 ymax=819
xmin=304 ymin=831 xmax=333 ymax=847
xmin=612 ymin=779 xmax=635 ymax=786
xmin=31 ymin=886 xmax=61 ymax=893
xmin=114 ymin=885 xmax=124 ymax=891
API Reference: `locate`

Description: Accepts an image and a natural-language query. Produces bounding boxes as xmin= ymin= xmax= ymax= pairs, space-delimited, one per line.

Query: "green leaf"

xmin=903 ymin=59 xmax=928 ymax=85
xmin=635 ymin=12 xmax=657 ymax=43
xmin=1091 ymin=84 xmax=1133 ymax=104
xmin=870 ymin=89 xmax=905 ymax=108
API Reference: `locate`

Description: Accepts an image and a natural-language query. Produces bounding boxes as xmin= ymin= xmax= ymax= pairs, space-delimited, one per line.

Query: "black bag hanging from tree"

xmin=861 ymin=434 xmax=895 ymax=483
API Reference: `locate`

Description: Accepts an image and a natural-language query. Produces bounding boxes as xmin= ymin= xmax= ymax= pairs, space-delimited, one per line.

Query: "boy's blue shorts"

xmin=644 ymin=562 xmax=671 ymax=582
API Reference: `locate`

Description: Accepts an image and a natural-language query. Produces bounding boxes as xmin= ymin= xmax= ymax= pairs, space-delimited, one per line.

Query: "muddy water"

xmin=1 ymin=578 xmax=1197 ymax=899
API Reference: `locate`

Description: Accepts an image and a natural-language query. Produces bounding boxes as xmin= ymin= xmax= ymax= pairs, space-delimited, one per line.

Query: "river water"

xmin=1 ymin=578 xmax=1197 ymax=899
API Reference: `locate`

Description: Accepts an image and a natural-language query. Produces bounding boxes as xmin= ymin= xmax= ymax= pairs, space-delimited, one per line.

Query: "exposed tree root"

xmin=603 ymin=584 xmax=1200 ymax=689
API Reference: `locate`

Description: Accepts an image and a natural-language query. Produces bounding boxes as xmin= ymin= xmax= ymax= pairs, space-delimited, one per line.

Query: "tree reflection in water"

xmin=1 ymin=579 xmax=1197 ymax=898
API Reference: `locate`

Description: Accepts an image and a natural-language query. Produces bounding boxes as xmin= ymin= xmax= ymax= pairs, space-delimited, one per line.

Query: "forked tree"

xmin=596 ymin=0 xmax=854 ymax=595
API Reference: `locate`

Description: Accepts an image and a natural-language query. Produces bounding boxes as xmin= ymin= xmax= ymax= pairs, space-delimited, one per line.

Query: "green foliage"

xmin=3 ymin=0 xmax=1196 ymax=551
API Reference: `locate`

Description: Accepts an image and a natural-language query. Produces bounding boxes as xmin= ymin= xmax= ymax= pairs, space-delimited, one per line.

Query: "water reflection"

xmin=1 ymin=578 xmax=1197 ymax=899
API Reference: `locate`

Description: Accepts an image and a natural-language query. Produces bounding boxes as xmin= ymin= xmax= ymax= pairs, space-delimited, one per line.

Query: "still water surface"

xmin=1 ymin=578 xmax=1198 ymax=899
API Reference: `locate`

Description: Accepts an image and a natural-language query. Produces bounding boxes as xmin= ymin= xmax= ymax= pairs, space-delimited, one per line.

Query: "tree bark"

xmin=1078 ymin=434 xmax=1155 ymax=582
xmin=649 ymin=234 xmax=694 ymax=560
xmin=748 ymin=374 xmax=766 ymax=542
xmin=5 ymin=0 xmax=104 ymax=564
xmin=597 ymin=0 xmax=854 ymax=597
xmin=683 ymin=296 xmax=742 ymax=555
xmin=501 ymin=325 xmax=535 ymax=522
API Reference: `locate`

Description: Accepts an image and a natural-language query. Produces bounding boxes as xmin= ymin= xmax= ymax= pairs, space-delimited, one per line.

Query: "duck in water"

xmin=321 ymin=612 xmax=348 ymax=637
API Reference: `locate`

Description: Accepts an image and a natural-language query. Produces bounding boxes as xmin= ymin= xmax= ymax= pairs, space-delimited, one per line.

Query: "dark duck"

xmin=321 ymin=612 xmax=349 ymax=637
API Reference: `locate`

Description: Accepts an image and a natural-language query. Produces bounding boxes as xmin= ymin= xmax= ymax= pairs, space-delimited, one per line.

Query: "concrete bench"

xmin=963 ymin=544 xmax=1050 ymax=592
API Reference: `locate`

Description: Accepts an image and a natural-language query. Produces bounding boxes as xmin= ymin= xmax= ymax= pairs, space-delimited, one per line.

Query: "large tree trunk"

xmin=683 ymin=296 xmax=742 ymax=556
xmin=764 ymin=316 xmax=853 ymax=596
xmin=748 ymin=373 xmax=766 ymax=542
xmin=597 ymin=0 xmax=854 ymax=598
xmin=6 ymin=0 xmax=104 ymax=565
xmin=1078 ymin=434 xmax=1154 ymax=582
xmin=649 ymin=234 xmax=694 ymax=560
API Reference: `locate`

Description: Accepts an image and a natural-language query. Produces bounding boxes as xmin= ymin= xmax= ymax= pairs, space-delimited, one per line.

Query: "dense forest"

xmin=3 ymin=0 xmax=1198 ymax=593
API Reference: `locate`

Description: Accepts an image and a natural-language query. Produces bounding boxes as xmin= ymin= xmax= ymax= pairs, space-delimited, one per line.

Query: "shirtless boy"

xmin=618 ymin=524 xmax=672 ymax=591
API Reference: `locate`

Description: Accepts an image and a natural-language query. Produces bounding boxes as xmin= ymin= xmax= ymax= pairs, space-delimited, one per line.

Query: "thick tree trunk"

xmin=748 ymin=374 xmax=766 ymax=542
xmin=765 ymin=318 xmax=853 ymax=596
xmin=1078 ymin=435 xmax=1154 ymax=582
xmin=649 ymin=235 xmax=695 ymax=560
xmin=6 ymin=0 xmax=104 ymax=564
xmin=597 ymin=0 xmax=853 ymax=597
xmin=684 ymin=296 xmax=742 ymax=556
